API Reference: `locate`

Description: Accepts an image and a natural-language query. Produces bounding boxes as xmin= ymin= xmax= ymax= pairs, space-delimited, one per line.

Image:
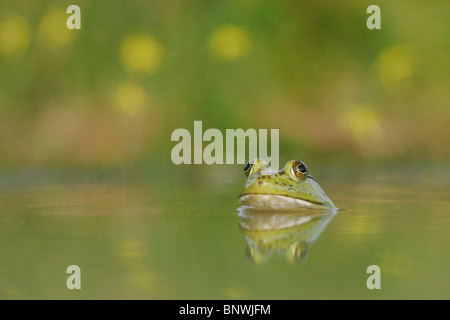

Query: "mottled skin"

xmin=239 ymin=158 xmax=336 ymax=209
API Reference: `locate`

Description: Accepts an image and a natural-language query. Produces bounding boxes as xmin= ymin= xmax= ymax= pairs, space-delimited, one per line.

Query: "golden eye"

xmin=292 ymin=161 xmax=308 ymax=180
xmin=244 ymin=161 xmax=253 ymax=177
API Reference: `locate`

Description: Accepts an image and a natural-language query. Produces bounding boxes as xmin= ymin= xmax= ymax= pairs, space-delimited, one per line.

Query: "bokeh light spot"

xmin=0 ymin=14 xmax=30 ymax=58
xmin=38 ymin=9 xmax=75 ymax=50
xmin=375 ymin=44 xmax=414 ymax=89
xmin=114 ymin=81 xmax=149 ymax=115
xmin=209 ymin=25 xmax=251 ymax=61
xmin=120 ymin=33 xmax=164 ymax=74
xmin=339 ymin=104 xmax=381 ymax=143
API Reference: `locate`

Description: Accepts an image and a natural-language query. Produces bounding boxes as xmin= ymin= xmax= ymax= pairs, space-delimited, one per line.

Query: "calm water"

xmin=0 ymin=168 xmax=449 ymax=299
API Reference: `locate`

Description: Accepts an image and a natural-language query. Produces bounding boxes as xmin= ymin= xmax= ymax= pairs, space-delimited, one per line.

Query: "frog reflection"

xmin=238 ymin=208 xmax=336 ymax=264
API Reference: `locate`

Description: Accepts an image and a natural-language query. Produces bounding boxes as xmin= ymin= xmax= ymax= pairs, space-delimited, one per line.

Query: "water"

xmin=0 ymin=168 xmax=449 ymax=299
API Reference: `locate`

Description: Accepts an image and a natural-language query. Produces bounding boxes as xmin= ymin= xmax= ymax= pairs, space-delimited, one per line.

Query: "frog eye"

xmin=244 ymin=161 xmax=253 ymax=177
xmin=292 ymin=161 xmax=308 ymax=180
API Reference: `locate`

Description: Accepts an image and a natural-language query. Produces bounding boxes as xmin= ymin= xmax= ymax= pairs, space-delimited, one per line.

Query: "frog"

xmin=238 ymin=158 xmax=336 ymax=209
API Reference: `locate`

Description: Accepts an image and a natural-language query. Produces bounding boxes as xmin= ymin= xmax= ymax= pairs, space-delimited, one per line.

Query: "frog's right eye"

xmin=292 ymin=161 xmax=308 ymax=180
xmin=244 ymin=161 xmax=253 ymax=177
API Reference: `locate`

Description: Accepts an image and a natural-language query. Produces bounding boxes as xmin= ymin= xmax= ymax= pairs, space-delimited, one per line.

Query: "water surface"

xmin=0 ymin=169 xmax=449 ymax=299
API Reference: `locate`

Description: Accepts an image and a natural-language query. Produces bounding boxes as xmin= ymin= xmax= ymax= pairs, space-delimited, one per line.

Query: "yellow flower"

xmin=339 ymin=104 xmax=381 ymax=143
xmin=0 ymin=14 xmax=30 ymax=58
xmin=209 ymin=25 xmax=251 ymax=61
xmin=114 ymin=81 xmax=149 ymax=115
xmin=120 ymin=33 xmax=164 ymax=74
xmin=38 ymin=9 xmax=75 ymax=50
xmin=374 ymin=44 xmax=414 ymax=89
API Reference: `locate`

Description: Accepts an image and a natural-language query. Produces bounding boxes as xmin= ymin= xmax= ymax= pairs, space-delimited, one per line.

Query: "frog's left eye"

xmin=292 ymin=161 xmax=308 ymax=180
xmin=244 ymin=161 xmax=253 ymax=177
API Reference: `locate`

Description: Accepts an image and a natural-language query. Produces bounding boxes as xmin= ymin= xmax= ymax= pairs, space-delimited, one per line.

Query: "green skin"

xmin=239 ymin=159 xmax=336 ymax=209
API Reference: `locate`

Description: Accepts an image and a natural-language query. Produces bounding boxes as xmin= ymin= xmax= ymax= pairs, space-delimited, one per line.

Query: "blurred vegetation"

xmin=0 ymin=0 xmax=449 ymax=174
